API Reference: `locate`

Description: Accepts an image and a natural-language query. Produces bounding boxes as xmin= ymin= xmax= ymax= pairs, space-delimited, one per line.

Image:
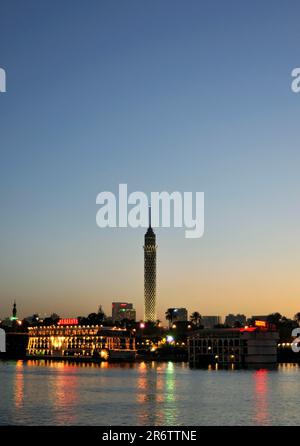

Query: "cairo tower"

xmin=143 ymin=208 xmax=157 ymax=322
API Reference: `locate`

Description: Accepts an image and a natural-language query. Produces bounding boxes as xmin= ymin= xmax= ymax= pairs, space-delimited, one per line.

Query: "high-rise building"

xmin=167 ymin=308 xmax=188 ymax=326
xmin=202 ymin=315 xmax=222 ymax=329
xmin=144 ymin=208 xmax=157 ymax=322
xmin=225 ymin=314 xmax=247 ymax=327
xmin=112 ymin=302 xmax=136 ymax=323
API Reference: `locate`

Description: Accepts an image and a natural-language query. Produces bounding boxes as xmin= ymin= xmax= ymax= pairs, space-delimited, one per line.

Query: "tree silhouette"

xmin=267 ymin=313 xmax=282 ymax=327
xmin=190 ymin=311 xmax=202 ymax=328
xmin=165 ymin=309 xmax=175 ymax=326
xmin=294 ymin=312 xmax=300 ymax=326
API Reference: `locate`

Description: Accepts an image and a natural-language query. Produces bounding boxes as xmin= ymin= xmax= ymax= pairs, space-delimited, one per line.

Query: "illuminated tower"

xmin=143 ymin=208 xmax=157 ymax=322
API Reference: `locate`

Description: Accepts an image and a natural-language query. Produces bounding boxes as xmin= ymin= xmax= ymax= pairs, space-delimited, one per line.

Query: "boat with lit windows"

xmin=26 ymin=318 xmax=136 ymax=362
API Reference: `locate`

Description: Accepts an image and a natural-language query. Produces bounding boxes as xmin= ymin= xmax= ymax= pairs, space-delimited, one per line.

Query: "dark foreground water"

xmin=0 ymin=360 xmax=299 ymax=426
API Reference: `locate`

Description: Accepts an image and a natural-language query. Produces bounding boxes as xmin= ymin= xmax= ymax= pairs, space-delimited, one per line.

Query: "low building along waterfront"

xmin=188 ymin=322 xmax=279 ymax=366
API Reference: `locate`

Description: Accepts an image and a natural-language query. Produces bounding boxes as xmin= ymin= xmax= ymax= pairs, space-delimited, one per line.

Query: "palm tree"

xmin=190 ymin=311 xmax=202 ymax=328
xmin=165 ymin=309 xmax=175 ymax=327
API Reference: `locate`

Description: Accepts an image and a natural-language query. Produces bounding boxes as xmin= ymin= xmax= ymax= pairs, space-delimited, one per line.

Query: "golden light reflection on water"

xmin=278 ymin=363 xmax=299 ymax=372
xmin=136 ymin=362 xmax=159 ymax=424
xmin=27 ymin=359 xmax=104 ymax=369
xmin=14 ymin=360 xmax=24 ymax=409
xmin=137 ymin=362 xmax=162 ymax=399
xmin=136 ymin=361 xmax=177 ymax=425
xmin=51 ymin=367 xmax=79 ymax=424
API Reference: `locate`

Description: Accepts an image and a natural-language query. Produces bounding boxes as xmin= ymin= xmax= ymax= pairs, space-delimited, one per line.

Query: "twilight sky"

xmin=1 ymin=0 xmax=300 ymax=321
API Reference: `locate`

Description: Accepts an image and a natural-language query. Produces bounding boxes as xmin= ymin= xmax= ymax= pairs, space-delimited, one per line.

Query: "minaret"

xmin=143 ymin=207 xmax=157 ymax=322
xmin=12 ymin=301 xmax=17 ymax=319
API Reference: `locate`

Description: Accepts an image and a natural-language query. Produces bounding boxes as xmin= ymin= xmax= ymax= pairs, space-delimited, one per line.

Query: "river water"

xmin=0 ymin=360 xmax=299 ymax=425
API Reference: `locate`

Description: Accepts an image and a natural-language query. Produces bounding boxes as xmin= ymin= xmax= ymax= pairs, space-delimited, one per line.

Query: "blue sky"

xmin=1 ymin=0 xmax=300 ymax=320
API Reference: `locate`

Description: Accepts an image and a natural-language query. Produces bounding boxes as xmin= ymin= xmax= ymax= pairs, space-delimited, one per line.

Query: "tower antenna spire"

xmin=144 ymin=206 xmax=157 ymax=322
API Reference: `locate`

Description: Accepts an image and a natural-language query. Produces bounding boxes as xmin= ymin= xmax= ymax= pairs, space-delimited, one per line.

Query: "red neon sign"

xmin=57 ymin=318 xmax=78 ymax=326
xmin=240 ymin=327 xmax=257 ymax=332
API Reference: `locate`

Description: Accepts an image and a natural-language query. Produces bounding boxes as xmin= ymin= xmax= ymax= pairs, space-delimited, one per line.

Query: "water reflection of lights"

xmin=254 ymin=369 xmax=269 ymax=425
xmin=165 ymin=362 xmax=175 ymax=402
xmin=278 ymin=363 xmax=299 ymax=372
xmin=137 ymin=362 xmax=161 ymax=399
xmin=161 ymin=362 xmax=177 ymax=425
xmin=139 ymin=361 xmax=147 ymax=371
xmin=27 ymin=359 xmax=103 ymax=369
xmin=26 ymin=359 xmax=137 ymax=370
xmin=49 ymin=365 xmax=80 ymax=424
xmin=136 ymin=362 xmax=160 ymax=425
xmin=14 ymin=360 xmax=24 ymax=409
